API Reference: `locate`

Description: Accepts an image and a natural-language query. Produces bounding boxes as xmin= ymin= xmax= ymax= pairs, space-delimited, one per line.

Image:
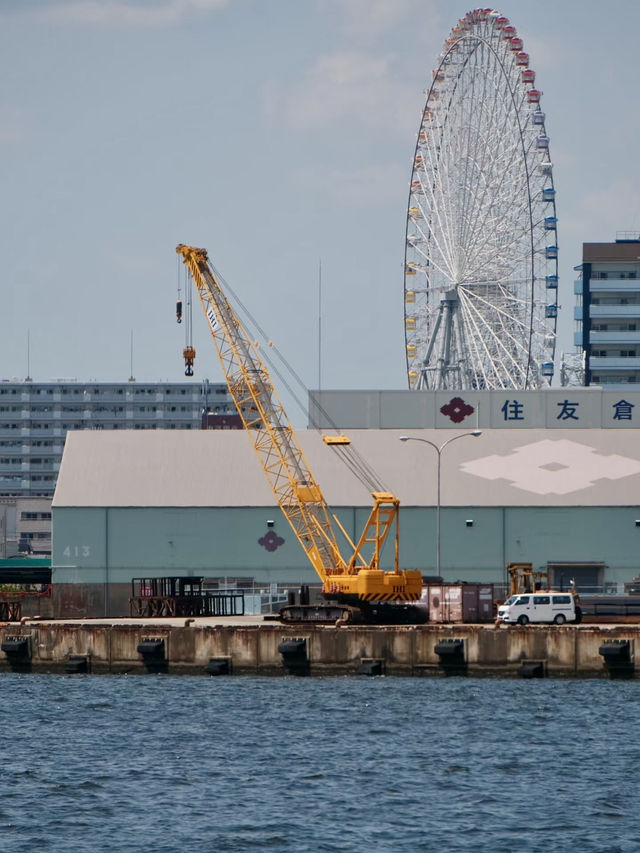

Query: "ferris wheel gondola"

xmin=404 ymin=8 xmax=558 ymax=390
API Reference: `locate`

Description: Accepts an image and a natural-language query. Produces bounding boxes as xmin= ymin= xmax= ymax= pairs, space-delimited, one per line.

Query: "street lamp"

xmin=399 ymin=430 xmax=482 ymax=577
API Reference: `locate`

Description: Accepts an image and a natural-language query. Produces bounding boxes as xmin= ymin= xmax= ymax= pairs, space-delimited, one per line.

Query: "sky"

xmin=1 ymin=0 xmax=640 ymax=423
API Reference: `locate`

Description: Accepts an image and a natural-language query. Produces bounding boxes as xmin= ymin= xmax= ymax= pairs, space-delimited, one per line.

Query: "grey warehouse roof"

xmin=53 ymin=428 xmax=640 ymax=509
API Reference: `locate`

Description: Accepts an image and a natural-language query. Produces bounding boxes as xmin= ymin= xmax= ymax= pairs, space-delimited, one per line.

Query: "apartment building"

xmin=0 ymin=378 xmax=236 ymax=499
xmin=575 ymin=235 xmax=640 ymax=387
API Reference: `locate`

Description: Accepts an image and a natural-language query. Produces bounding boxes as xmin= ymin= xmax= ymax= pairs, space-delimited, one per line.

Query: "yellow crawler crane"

xmin=176 ymin=244 xmax=423 ymax=622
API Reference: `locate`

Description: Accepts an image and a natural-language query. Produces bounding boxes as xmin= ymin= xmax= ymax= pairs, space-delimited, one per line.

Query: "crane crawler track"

xmin=279 ymin=601 xmax=428 ymax=626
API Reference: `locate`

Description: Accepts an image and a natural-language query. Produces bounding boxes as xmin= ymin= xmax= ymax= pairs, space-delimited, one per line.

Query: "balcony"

xmin=0 ymin=464 xmax=23 ymax=474
xmin=589 ymin=331 xmax=640 ymax=345
xmin=589 ymin=279 xmax=640 ymax=292
xmin=589 ymin=305 xmax=640 ymax=318
xmin=0 ymin=475 xmax=27 ymax=487
xmin=589 ymin=357 xmax=640 ymax=371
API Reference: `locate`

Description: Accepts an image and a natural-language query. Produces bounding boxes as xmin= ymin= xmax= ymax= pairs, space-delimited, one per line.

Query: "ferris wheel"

xmin=404 ymin=8 xmax=558 ymax=391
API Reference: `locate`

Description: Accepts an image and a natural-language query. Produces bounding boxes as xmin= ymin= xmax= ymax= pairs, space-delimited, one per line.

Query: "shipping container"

xmin=422 ymin=583 xmax=496 ymax=622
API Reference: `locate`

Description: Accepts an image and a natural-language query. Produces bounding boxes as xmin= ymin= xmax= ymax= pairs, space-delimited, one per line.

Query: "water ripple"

xmin=0 ymin=674 xmax=638 ymax=851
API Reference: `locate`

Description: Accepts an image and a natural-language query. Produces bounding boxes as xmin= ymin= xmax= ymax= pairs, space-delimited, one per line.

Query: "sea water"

xmin=0 ymin=674 xmax=637 ymax=852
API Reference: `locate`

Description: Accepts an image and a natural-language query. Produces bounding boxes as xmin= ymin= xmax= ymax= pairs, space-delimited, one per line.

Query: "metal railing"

xmin=129 ymin=590 xmax=245 ymax=618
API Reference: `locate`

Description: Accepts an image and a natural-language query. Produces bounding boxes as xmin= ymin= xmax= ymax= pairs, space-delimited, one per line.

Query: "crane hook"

xmin=183 ymin=345 xmax=195 ymax=376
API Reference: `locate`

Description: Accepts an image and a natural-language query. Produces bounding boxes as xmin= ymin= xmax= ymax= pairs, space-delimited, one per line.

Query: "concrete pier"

xmin=1 ymin=618 xmax=638 ymax=677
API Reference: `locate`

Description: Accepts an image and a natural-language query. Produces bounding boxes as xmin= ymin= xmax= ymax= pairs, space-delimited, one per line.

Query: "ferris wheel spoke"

xmin=416 ymin=150 xmax=457 ymax=272
xmin=458 ymin=51 xmax=513 ymax=247
xmin=465 ymin=286 xmax=527 ymax=360
xmin=459 ymin=293 xmax=529 ymax=386
xmin=456 ymin=149 xmax=526 ymax=271
xmin=411 ymin=161 xmax=454 ymax=269
xmin=466 ymin=216 xmax=536 ymax=282
xmin=459 ymin=297 xmax=512 ymax=388
xmin=463 ymin=141 xmax=532 ymax=264
xmin=460 ymin=284 xmax=530 ymax=323
xmin=410 ymin=200 xmax=455 ymax=285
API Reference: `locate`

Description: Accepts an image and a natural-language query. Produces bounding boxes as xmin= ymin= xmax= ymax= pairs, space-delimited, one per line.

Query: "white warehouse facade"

xmin=52 ymin=416 xmax=640 ymax=618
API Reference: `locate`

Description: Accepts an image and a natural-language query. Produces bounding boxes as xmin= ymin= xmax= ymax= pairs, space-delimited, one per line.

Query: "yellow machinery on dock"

xmin=507 ymin=562 xmax=550 ymax=596
xmin=176 ymin=244 xmax=423 ymax=623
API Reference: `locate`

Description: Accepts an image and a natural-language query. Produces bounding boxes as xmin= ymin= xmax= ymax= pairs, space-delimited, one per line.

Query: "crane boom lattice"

xmin=176 ymin=245 xmax=343 ymax=582
xmin=176 ymin=244 xmax=423 ymax=607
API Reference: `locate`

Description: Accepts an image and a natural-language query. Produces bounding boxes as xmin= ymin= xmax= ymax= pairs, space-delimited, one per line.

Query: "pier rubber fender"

xmin=434 ymin=639 xmax=465 ymax=659
xmin=137 ymin=638 xmax=166 ymax=660
xmin=1 ymin=636 xmax=30 ymax=659
xmin=65 ymin=655 xmax=89 ymax=674
xmin=277 ymin=638 xmax=307 ymax=659
xmin=205 ymin=658 xmax=230 ymax=676
xmin=356 ymin=659 xmax=384 ymax=676
xmin=598 ymin=640 xmax=631 ymax=664
xmin=518 ymin=661 xmax=546 ymax=679
xmin=277 ymin=637 xmax=309 ymax=675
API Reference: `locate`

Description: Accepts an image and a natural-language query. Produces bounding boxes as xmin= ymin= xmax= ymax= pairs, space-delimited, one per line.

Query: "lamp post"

xmin=399 ymin=430 xmax=482 ymax=577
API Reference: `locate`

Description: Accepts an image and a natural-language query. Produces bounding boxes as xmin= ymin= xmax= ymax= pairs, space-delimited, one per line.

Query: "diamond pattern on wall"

xmin=460 ymin=439 xmax=640 ymax=495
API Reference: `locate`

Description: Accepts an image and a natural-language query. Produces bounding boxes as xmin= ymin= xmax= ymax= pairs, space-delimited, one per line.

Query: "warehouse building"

xmin=52 ymin=418 xmax=640 ymax=617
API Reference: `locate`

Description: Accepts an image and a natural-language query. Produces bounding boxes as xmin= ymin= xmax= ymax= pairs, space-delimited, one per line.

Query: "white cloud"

xmin=27 ymin=0 xmax=227 ymax=27
xmin=281 ymin=50 xmax=413 ymax=132
xmin=318 ymin=0 xmax=438 ymax=42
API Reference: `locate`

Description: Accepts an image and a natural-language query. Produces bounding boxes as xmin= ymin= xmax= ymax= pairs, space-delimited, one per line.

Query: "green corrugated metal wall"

xmin=52 ymin=505 xmax=640 ymax=587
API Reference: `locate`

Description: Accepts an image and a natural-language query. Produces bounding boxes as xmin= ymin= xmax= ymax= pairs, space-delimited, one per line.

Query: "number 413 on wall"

xmin=62 ymin=545 xmax=91 ymax=558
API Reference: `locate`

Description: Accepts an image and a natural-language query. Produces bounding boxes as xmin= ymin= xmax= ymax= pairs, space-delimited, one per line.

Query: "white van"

xmin=498 ymin=592 xmax=576 ymax=625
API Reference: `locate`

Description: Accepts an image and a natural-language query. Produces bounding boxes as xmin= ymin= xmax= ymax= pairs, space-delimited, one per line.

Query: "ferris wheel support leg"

xmin=437 ymin=294 xmax=457 ymax=388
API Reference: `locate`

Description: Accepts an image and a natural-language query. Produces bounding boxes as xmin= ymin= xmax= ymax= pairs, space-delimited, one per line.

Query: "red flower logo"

xmin=258 ymin=530 xmax=285 ymax=553
xmin=440 ymin=397 xmax=475 ymax=424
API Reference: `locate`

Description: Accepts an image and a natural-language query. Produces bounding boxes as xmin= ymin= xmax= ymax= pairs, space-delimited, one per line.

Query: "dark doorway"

xmin=547 ymin=562 xmax=605 ymax=594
